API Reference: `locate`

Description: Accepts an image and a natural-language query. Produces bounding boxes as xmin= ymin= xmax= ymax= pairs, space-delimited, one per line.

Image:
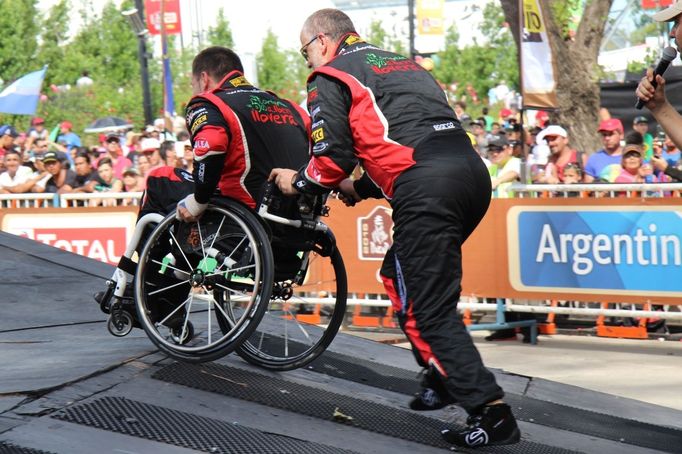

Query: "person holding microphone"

xmin=636 ymin=1 xmax=682 ymax=153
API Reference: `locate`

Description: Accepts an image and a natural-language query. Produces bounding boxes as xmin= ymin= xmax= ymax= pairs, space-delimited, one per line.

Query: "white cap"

xmin=653 ymin=0 xmax=682 ymax=21
xmin=140 ymin=137 xmax=160 ymax=151
xmin=175 ymin=140 xmax=191 ymax=154
xmin=537 ymin=125 xmax=567 ymax=143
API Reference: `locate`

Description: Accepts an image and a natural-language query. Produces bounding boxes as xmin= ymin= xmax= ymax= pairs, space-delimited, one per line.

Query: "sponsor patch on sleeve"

xmin=312 ymin=141 xmax=329 ymax=155
xmin=192 ymin=125 xmax=228 ymax=158
xmin=311 ymin=128 xmax=325 ymax=143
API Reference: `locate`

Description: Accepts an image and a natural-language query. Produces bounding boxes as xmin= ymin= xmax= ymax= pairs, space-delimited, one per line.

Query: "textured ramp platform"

xmin=153 ymin=362 xmax=579 ymax=454
xmin=1 ymin=232 xmax=682 ymax=454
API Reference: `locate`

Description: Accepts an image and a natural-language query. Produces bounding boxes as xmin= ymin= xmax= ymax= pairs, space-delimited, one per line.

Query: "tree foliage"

xmin=0 ymin=0 xmax=39 ymax=84
xmin=207 ymin=8 xmax=234 ymax=49
xmin=255 ymin=29 xmax=308 ymax=102
xmin=430 ymin=2 xmax=517 ymax=115
xmin=365 ymin=19 xmax=406 ymax=54
xmin=500 ymin=0 xmax=614 ymax=154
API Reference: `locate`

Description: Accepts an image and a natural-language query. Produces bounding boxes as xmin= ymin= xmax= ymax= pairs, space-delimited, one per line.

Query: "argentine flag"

xmin=0 ymin=66 xmax=47 ymax=115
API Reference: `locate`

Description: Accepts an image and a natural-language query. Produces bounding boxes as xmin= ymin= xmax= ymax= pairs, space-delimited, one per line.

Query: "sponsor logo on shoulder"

xmin=311 ymin=119 xmax=325 ymax=129
xmin=190 ymin=114 xmax=208 ymax=134
xmin=180 ymin=170 xmax=194 ymax=182
xmin=312 ymin=141 xmax=329 ymax=154
xmin=311 ymin=106 xmax=321 ymax=120
xmin=194 ymin=138 xmax=209 ymax=153
xmin=311 ymin=128 xmax=325 ymax=143
xmin=433 ymin=121 xmax=456 ymax=131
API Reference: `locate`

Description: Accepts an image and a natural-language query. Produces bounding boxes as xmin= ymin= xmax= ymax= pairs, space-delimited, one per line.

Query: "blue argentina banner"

xmin=507 ymin=206 xmax=682 ymax=297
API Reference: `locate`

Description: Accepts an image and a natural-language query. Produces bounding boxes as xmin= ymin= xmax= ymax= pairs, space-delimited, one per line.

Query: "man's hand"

xmin=269 ymin=168 xmax=299 ymax=196
xmin=336 ymin=178 xmax=362 ymax=207
xmin=636 ymin=68 xmax=667 ymax=112
xmin=176 ymin=194 xmax=207 ymax=223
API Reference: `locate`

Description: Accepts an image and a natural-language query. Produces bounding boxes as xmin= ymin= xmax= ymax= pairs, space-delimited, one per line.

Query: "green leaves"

xmin=207 ymin=8 xmax=234 ymax=48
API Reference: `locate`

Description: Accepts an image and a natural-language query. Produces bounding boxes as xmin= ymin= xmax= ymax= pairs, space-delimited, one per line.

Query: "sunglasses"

xmin=488 ymin=147 xmax=504 ymax=154
xmin=300 ymin=34 xmax=322 ymax=61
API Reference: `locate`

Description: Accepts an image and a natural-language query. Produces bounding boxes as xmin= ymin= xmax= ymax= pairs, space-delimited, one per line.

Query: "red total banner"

xmin=641 ymin=0 xmax=674 ymax=8
xmin=0 ymin=208 xmax=138 ymax=265
xmin=145 ymin=0 xmax=182 ymax=35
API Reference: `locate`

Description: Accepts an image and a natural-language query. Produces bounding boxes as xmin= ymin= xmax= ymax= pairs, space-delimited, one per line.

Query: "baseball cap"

xmin=123 ymin=167 xmax=139 ymax=177
xmin=597 ymin=118 xmax=624 ymax=133
xmin=60 ymin=120 xmax=72 ymax=129
xmin=0 ymin=125 xmax=18 ymax=138
xmin=633 ymin=116 xmax=648 ymax=124
xmin=42 ymin=151 xmax=59 ymax=164
xmin=653 ymin=0 xmax=682 ymax=21
xmin=140 ymin=137 xmax=160 ymax=152
xmin=500 ymin=108 xmax=512 ymax=118
xmin=487 ymin=133 xmax=509 ymax=149
xmin=622 ymin=144 xmax=643 ymax=157
xmin=105 ymin=133 xmax=120 ymax=143
xmin=537 ymin=125 xmax=568 ymax=141
xmin=31 ymin=117 xmax=45 ymax=126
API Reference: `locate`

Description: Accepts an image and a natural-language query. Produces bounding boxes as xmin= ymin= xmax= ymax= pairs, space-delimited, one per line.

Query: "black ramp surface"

xmin=0 ymin=232 xmax=154 ymax=394
xmin=0 ymin=233 xmax=113 ymax=331
xmin=153 ymin=362 xmax=582 ymax=454
xmin=0 ymin=443 xmax=55 ymax=454
xmin=53 ymin=396 xmax=357 ymax=454
xmin=305 ymin=346 xmax=682 ymax=454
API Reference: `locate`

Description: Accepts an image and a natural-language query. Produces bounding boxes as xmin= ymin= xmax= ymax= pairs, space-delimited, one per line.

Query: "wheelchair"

xmin=96 ymin=183 xmax=347 ymax=370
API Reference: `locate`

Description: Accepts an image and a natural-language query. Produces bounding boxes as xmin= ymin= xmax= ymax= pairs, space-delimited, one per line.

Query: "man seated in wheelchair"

xmin=96 ymin=46 xmax=312 ymax=330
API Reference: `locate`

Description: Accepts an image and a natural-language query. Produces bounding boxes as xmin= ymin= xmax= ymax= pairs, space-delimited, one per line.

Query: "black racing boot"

xmin=441 ymin=403 xmax=520 ymax=448
xmin=408 ymin=367 xmax=455 ymax=411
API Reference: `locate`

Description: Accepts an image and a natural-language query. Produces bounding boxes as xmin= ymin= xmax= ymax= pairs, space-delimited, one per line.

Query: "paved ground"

xmin=1 ymin=231 xmax=681 ymax=454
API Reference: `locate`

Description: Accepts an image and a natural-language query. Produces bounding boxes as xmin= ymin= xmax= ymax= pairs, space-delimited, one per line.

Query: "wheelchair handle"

xmin=258 ymin=182 xmax=328 ymax=232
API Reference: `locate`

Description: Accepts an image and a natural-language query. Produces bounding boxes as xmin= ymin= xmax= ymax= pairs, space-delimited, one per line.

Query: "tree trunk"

xmin=500 ymin=0 xmax=614 ymax=155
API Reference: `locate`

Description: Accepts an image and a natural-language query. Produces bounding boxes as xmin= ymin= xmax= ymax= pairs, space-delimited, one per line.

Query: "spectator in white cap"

xmin=140 ymin=137 xmax=163 ymax=170
xmin=535 ymin=125 xmax=586 ymax=183
xmin=636 ymin=0 xmax=682 ymax=150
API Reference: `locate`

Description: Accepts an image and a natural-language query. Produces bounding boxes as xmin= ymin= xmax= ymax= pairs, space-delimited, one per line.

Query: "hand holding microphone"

xmin=635 ymin=46 xmax=677 ymax=110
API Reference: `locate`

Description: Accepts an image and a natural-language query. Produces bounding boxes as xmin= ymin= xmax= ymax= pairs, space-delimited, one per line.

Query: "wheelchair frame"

xmin=98 ymin=187 xmax=347 ymax=369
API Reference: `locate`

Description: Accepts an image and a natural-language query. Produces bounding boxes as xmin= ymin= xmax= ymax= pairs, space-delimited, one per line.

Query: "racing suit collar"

xmin=334 ymin=32 xmax=365 ymax=56
xmin=216 ymin=70 xmax=251 ymax=91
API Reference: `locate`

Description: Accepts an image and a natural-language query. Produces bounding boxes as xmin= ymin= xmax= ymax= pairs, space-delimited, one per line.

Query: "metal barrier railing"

xmin=0 ymin=193 xmax=57 ymax=208
xmin=510 ymin=182 xmax=682 ymax=198
xmin=59 ymin=192 xmax=144 ymax=208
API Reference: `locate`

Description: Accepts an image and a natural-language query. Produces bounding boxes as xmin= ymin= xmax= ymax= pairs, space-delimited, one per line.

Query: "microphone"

xmin=635 ymin=46 xmax=678 ymax=109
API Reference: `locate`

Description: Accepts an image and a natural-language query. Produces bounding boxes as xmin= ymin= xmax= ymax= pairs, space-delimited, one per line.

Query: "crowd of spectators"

xmin=461 ymin=108 xmax=682 ymax=197
xmin=0 ymin=118 xmax=193 ymax=201
xmin=3 ymin=106 xmax=681 ymax=203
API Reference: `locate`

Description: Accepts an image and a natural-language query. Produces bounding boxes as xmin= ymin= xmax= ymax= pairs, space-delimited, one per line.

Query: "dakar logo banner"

xmin=366 ymin=53 xmax=418 ymax=74
xmin=247 ymin=96 xmax=297 ymax=125
xmin=358 ymin=205 xmax=393 ymax=260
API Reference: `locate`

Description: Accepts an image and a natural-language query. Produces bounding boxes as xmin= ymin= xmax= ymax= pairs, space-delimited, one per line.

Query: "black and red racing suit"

xmin=187 ymin=70 xmax=310 ymax=209
xmin=292 ymin=34 xmax=502 ymax=413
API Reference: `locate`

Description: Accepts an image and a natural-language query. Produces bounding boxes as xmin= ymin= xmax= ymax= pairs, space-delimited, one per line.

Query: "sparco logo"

xmin=465 ymin=428 xmax=489 ymax=447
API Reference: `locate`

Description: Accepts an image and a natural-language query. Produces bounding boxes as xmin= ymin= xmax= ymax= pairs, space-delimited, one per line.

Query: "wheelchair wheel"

xmin=134 ymin=201 xmax=273 ymax=363
xmin=236 ymin=245 xmax=347 ymax=371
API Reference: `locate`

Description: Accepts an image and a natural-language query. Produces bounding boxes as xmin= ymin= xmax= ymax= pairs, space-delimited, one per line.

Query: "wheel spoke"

xmin=148 ymin=279 xmax=189 ymax=296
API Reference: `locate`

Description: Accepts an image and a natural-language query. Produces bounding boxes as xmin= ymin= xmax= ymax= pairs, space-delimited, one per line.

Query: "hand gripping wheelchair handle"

xmin=258 ymin=181 xmax=328 ymax=232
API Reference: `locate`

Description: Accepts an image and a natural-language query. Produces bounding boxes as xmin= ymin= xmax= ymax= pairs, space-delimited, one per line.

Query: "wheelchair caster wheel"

xmin=107 ymin=311 xmax=134 ymax=337
xmin=170 ymin=321 xmax=194 ymax=345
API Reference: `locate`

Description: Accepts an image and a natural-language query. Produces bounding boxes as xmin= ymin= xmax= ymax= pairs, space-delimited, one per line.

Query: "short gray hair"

xmin=302 ymin=9 xmax=356 ymax=42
